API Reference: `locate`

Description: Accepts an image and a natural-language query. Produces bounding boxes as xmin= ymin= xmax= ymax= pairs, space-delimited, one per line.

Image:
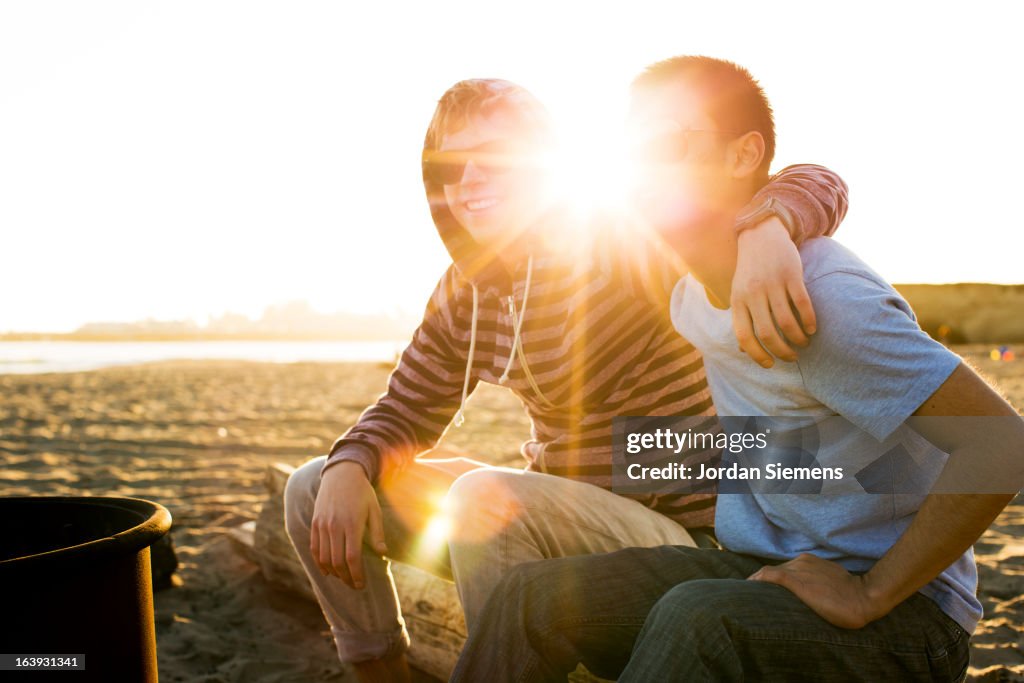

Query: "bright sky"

xmin=2 ymin=1 xmax=1021 ymax=332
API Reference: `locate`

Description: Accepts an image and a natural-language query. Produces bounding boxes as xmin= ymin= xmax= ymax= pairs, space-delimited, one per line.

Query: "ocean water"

xmin=0 ymin=340 xmax=407 ymax=375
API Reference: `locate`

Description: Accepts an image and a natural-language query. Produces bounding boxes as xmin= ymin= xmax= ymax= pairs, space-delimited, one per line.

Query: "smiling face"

xmin=437 ymin=109 xmax=550 ymax=254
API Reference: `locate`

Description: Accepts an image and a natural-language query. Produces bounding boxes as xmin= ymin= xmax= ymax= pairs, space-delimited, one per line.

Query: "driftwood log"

xmin=229 ymin=462 xmax=608 ymax=682
xmin=227 ymin=462 xmax=466 ymax=680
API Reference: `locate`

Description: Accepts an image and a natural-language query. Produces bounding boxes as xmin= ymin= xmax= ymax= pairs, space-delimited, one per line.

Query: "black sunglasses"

xmin=423 ymin=140 xmax=543 ymax=185
xmin=632 ymin=129 xmax=742 ymax=165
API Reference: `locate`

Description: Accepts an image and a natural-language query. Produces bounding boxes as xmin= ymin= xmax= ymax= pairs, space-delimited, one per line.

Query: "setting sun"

xmin=543 ymin=94 xmax=636 ymax=221
xmin=546 ymin=129 xmax=633 ymax=220
xmin=0 ymin=2 xmax=1021 ymax=334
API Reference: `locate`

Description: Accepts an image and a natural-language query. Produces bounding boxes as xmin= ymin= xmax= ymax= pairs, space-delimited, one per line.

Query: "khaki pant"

xmin=283 ymin=454 xmax=696 ymax=664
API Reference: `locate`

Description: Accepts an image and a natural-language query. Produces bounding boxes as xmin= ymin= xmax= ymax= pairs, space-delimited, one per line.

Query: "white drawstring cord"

xmin=499 ymin=256 xmax=557 ymax=410
xmin=499 ymin=255 xmax=534 ymax=385
xmin=455 ymin=255 xmax=557 ymax=429
xmin=452 ymin=284 xmax=478 ymax=427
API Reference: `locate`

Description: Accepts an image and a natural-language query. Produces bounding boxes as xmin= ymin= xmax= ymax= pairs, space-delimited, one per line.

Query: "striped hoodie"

xmin=326 ymin=164 xmax=848 ymax=529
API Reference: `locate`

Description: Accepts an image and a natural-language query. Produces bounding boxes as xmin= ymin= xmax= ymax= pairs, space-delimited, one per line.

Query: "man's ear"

xmin=729 ymin=131 xmax=766 ymax=179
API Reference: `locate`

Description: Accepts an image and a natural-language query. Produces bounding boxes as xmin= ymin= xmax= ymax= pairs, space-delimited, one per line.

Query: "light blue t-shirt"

xmin=670 ymin=237 xmax=980 ymax=634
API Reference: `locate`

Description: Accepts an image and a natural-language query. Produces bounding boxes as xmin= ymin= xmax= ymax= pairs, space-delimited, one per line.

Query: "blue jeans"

xmin=450 ymin=545 xmax=970 ymax=682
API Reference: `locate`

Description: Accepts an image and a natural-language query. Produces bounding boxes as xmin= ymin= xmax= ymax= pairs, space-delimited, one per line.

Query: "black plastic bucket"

xmin=0 ymin=497 xmax=172 ymax=682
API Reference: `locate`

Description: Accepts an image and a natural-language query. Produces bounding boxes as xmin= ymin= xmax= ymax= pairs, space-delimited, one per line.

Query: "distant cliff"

xmin=0 ymin=301 xmax=419 ymax=342
xmin=895 ymin=284 xmax=1024 ymax=343
xmin=3 ymin=288 xmax=1022 ymax=344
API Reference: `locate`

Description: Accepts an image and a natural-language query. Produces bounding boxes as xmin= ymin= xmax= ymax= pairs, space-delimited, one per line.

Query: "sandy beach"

xmin=1 ymin=347 xmax=1021 ymax=681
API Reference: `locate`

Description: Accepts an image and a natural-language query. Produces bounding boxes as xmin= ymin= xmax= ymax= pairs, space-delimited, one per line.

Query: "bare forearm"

xmin=863 ymin=364 xmax=1024 ymax=616
xmin=752 ymin=450 xmax=1018 ymax=630
xmin=863 ymin=490 xmax=1013 ymax=619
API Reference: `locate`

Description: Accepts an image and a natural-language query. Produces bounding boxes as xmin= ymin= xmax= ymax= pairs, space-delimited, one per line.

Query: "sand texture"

xmin=1 ymin=346 xmax=1022 ymax=681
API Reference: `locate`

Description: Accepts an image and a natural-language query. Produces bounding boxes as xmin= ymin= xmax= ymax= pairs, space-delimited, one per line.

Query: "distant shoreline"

xmin=0 ymin=339 xmax=408 ymax=375
xmin=0 ymin=333 xmax=409 ymax=342
xmin=3 ymin=283 xmax=1023 ymax=344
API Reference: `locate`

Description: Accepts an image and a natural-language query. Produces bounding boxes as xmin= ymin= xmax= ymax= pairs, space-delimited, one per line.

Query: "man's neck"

xmin=493 ymin=204 xmax=563 ymax=272
xmin=495 ymin=248 xmax=526 ymax=273
xmin=682 ymin=181 xmax=766 ymax=308
xmin=677 ymin=214 xmax=738 ymax=310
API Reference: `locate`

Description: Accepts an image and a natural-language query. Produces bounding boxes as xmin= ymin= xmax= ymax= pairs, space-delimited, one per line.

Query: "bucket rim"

xmin=0 ymin=496 xmax=172 ymax=568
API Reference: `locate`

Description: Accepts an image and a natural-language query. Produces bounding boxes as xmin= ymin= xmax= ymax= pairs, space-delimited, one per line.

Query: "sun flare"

xmin=543 ymin=93 xmax=636 ymax=222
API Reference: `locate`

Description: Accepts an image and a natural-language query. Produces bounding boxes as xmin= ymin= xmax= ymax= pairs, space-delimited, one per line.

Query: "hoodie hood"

xmin=423 ymin=79 xmax=555 ymax=295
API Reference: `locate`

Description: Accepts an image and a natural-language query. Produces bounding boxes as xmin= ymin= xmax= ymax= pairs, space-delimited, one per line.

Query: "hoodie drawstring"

xmin=453 ymin=255 xmax=556 ymax=428
xmin=501 ymin=257 xmax=556 ymax=410
xmin=452 ymin=284 xmax=478 ymax=428
xmin=499 ymin=255 xmax=533 ymax=385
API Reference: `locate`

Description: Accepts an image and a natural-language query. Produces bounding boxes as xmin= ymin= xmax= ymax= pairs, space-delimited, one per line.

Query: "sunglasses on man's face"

xmin=423 ymin=140 xmax=544 ymax=186
xmin=631 ymin=129 xmax=741 ymax=166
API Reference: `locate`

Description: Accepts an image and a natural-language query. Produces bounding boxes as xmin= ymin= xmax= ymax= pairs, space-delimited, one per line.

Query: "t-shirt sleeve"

xmin=796 ymin=271 xmax=961 ymax=441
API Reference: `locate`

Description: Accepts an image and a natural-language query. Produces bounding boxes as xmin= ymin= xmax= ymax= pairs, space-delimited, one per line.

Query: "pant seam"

xmin=510 ymin=501 xmax=673 ymax=546
xmin=515 ymin=653 xmax=541 ymax=683
xmin=733 ymin=632 xmax=964 ymax=658
xmin=548 ymin=615 xmax=649 ymax=630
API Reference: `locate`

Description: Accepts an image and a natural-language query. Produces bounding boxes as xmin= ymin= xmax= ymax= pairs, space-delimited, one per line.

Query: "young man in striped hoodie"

xmin=284 ymin=78 xmax=848 ymax=682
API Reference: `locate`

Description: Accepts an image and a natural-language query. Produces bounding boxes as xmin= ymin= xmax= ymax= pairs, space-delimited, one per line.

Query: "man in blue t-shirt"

xmin=449 ymin=56 xmax=1024 ymax=682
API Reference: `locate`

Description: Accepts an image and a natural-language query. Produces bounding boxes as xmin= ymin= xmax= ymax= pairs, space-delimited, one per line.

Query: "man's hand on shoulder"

xmin=732 ymin=217 xmax=816 ymax=367
xmin=311 ymin=461 xmax=389 ymax=589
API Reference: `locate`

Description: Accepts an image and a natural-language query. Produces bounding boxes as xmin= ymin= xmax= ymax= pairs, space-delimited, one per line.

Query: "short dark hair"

xmin=424 ymin=79 xmax=553 ymax=151
xmin=632 ymin=56 xmax=775 ymax=176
